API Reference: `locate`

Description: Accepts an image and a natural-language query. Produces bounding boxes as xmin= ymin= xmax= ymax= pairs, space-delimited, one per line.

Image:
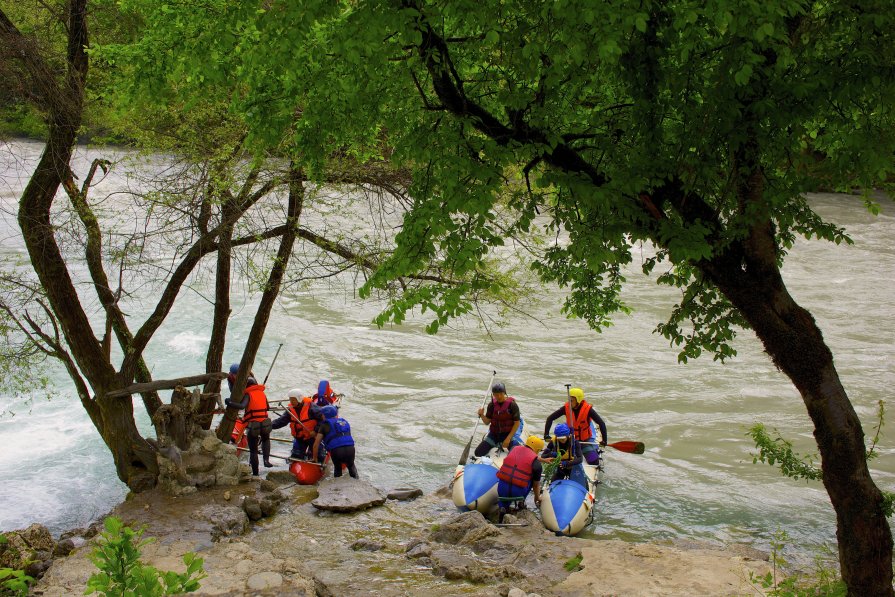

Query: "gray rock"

xmin=198 ymin=505 xmax=249 ymax=542
xmin=52 ymin=538 xmax=75 ymax=558
xmin=429 ymin=510 xmax=499 ymax=546
xmin=246 ymin=571 xmax=283 ymax=590
xmin=507 ymin=588 xmax=527 ymax=597
xmin=242 ymin=497 xmax=263 ymax=521
xmin=387 ymin=487 xmax=423 ymax=501
xmin=182 ymin=452 xmax=217 ymax=474
xmin=259 ymin=495 xmax=281 ymax=518
xmin=311 ymin=476 xmax=386 ymax=512
xmin=406 ymin=543 xmax=432 ymax=559
xmin=259 ymin=479 xmax=278 ymax=493
xmin=0 ymin=524 xmax=55 ymax=570
xmin=264 ymin=470 xmax=295 ymax=486
xmin=351 ymin=539 xmax=384 ymax=552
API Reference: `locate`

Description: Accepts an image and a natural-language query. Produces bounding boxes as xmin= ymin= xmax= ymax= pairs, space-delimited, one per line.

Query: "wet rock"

xmin=259 ymin=479 xmax=278 ymax=493
xmin=216 ymin=473 xmax=240 ymax=486
xmin=199 ymin=504 xmax=250 ymax=541
xmin=24 ymin=557 xmax=53 ymax=579
xmin=507 ymin=588 xmax=527 ymax=597
xmin=58 ymin=527 xmax=86 ymax=542
xmin=311 ymin=476 xmax=386 ymax=512
xmin=429 ymin=510 xmax=499 ymax=546
xmin=406 ymin=542 xmax=432 ymax=559
xmin=52 ymin=538 xmax=76 ymax=558
xmin=264 ymin=470 xmax=295 ymax=486
xmin=243 ymin=496 xmax=264 ymax=521
xmin=351 ymin=539 xmax=384 ymax=552
xmin=128 ymin=470 xmax=157 ymax=493
xmin=201 ymin=434 xmax=221 ymax=453
xmin=246 ymin=571 xmax=283 ymax=590
xmin=259 ymin=495 xmax=281 ymax=518
xmin=387 ymin=487 xmax=423 ymax=501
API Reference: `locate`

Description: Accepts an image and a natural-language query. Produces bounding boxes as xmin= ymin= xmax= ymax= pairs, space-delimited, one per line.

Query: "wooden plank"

xmin=107 ymin=372 xmax=228 ymax=398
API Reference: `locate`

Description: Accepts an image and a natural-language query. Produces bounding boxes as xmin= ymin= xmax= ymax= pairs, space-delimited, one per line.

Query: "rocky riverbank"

xmin=19 ymin=471 xmax=774 ymax=597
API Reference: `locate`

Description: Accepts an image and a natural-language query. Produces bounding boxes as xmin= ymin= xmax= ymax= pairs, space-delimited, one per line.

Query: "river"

xmin=1 ymin=140 xmax=893 ymax=560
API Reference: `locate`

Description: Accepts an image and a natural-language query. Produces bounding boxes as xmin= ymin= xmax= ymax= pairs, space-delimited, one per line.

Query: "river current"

xmin=1 ymin=140 xmax=893 ymax=558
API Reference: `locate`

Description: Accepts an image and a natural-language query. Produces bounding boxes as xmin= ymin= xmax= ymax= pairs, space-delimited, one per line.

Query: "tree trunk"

xmin=707 ymin=255 xmax=894 ymax=595
xmin=94 ymin=390 xmax=159 ymax=492
xmin=217 ymin=168 xmax=304 ymax=441
xmin=201 ymin=218 xmax=234 ymax=429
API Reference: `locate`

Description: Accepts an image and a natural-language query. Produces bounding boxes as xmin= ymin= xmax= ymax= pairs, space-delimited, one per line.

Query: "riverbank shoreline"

xmin=26 ymin=477 xmax=775 ymax=597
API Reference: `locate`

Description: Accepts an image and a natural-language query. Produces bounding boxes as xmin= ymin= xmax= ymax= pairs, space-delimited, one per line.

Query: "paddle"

xmin=262 ymin=343 xmax=284 ymax=385
xmin=580 ymin=440 xmax=645 ymax=454
xmin=606 ymin=441 xmax=645 ymax=454
xmin=458 ymin=370 xmax=497 ymax=466
xmin=235 ymin=446 xmax=324 ymax=467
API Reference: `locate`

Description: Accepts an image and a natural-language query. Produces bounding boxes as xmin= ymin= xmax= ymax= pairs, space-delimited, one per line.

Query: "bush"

xmin=85 ymin=517 xmax=206 ymax=596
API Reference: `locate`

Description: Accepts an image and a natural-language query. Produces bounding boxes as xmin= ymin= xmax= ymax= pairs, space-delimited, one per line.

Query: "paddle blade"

xmin=458 ymin=439 xmax=473 ymax=466
xmin=607 ymin=441 xmax=645 ymax=454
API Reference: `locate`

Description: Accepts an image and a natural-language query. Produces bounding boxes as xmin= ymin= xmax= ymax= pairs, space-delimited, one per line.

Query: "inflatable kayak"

xmin=539 ymin=458 xmax=600 ymax=536
xmin=451 ymin=418 xmax=526 ymax=512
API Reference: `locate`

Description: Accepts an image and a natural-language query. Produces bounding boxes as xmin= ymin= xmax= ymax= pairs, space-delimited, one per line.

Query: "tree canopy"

xmin=108 ymin=1 xmax=895 ymax=592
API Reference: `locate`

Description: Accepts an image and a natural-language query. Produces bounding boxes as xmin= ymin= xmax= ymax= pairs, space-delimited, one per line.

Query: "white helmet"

xmin=287 ymin=388 xmax=302 ymax=399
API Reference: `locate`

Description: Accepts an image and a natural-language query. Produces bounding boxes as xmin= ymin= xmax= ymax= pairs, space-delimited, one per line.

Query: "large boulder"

xmin=0 ymin=524 xmax=55 ymax=577
xmin=311 ymin=476 xmax=386 ymax=512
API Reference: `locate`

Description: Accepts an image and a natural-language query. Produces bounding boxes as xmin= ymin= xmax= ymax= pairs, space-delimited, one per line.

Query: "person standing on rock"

xmin=495 ymin=435 xmax=545 ymax=523
xmin=271 ymin=388 xmax=320 ymax=460
xmin=473 ymin=382 xmax=522 ymax=457
xmin=312 ymin=405 xmax=357 ymax=479
xmin=542 ymin=387 xmax=607 ymax=465
xmin=225 ymin=363 xmax=273 ymax=476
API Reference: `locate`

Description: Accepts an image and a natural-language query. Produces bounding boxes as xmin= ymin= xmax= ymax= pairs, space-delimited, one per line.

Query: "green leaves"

xmin=747 ymin=424 xmax=822 ymax=483
xmin=85 ymin=517 xmax=206 ymax=596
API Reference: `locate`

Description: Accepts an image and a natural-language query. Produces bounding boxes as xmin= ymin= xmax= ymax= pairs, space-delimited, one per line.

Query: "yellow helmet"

xmin=569 ymin=387 xmax=585 ymax=403
xmin=525 ymin=435 xmax=545 ymax=452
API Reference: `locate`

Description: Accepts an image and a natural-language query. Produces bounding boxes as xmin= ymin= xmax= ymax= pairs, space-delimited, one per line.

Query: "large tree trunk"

xmin=706 ymin=232 xmax=893 ymax=595
xmin=7 ymin=1 xmax=159 ymax=492
xmin=200 ymin=218 xmax=234 ymax=429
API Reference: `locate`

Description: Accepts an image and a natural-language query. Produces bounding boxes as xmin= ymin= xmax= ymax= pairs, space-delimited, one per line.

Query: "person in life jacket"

xmin=271 ymin=388 xmax=321 ymax=461
xmin=312 ymin=405 xmax=357 ymax=479
xmin=474 ymin=382 xmax=523 ymax=457
xmin=495 ymin=435 xmax=545 ymax=523
xmin=543 ymin=387 xmax=607 ymax=465
xmin=312 ymin=380 xmax=339 ymax=407
xmin=542 ymin=423 xmax=584 ymax=482
xmin=225 ymin=363 xmax=273 ymax=476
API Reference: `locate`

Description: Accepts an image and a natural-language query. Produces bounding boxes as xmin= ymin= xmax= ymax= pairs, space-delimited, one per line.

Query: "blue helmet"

xmin=229 ymin=363 xmax=240 ymax=375
xmin=554 ymin=423 xmax=571 ymax=437
xmin=321 ymin=405 xmax=338 ymax=419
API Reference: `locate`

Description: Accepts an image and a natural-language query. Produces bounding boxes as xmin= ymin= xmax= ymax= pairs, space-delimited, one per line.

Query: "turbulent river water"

xmin=1 ymin=140 xmax=893 ymax=559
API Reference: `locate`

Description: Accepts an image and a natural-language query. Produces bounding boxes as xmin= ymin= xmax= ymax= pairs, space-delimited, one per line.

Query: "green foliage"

xmin=105 ymin=0 xmax=895 ymax=355
xmin=564 ymin=553 xmax=583 ymax=571
xmin=0 ymin=103 xmax=47 ymax=139
xmin=85 ymin=517 xmax=206 ymax=596
xmin=748 ymin=424 xmax=822 ymax=482
xmin=748 ymin=530 xmax=847 ymax=597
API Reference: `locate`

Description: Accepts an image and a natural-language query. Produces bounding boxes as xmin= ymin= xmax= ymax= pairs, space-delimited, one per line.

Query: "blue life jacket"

xmin=323 ymin=416 xmax=354 ymax=450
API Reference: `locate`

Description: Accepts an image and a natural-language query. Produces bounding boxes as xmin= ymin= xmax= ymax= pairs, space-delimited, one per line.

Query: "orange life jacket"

xmin=489 ymin=397 xmax=516 ymax=434
xmin=496 ymin=445 xmax=537 ymax=488
xmin=289 ymin=398 xmax=318 ymax=440
xmin=564 ymin=401 xmax=593 ymax=442
xmin=241 ymin=384 xmax=269 ymax=423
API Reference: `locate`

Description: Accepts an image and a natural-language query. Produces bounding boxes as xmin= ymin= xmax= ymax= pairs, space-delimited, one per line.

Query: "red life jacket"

xmin=489 ymin=397 xmax=516 ymax=434
xmin=564 ymin=401 xmax=593 ymax=442
xmin=496 ymin=445 xmax=537 ymax=488
xmin=241 ymin=384 xmax=269 ymax=423
xmin=289 ymin=398 xmax=318 ymax=440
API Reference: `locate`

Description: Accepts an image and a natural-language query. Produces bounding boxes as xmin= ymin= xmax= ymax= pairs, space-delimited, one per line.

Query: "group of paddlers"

xmin=225 ymin=364 xmax=357 ymax=479
xmin=474 ymin=382 xmax=608 ymax=522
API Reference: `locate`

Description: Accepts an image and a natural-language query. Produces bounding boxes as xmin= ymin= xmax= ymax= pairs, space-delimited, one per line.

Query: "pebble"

xmin=246 ymin=571 xmax=283 ymax=590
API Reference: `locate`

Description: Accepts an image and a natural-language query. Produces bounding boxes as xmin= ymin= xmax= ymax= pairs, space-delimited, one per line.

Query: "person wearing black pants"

xmin=312 ymin=405 xmax=357 ymax=479
xmin=225 ymin=366 xmax=273 ymax=476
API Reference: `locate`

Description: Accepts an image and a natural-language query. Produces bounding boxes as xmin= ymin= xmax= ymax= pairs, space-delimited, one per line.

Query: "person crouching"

xmin=495 ymin=435 xmax=545 ymax=524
